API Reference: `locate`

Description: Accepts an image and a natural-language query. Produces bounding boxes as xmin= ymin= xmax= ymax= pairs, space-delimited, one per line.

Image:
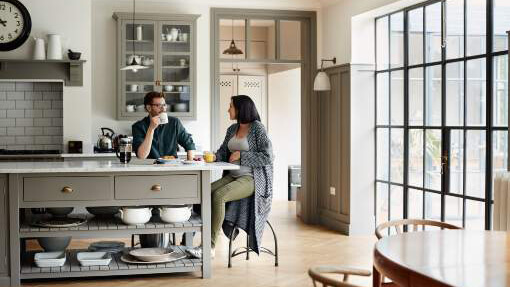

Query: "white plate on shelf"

xmin=120 ymin=252 xmax=186 ymax=264
xmin=34 ymin=251 xmax=66 ymax=268
xmin=129 ymin=247 xmax=174 ymax=262
xmin=77 ymin=252 xmax=112 ymax=266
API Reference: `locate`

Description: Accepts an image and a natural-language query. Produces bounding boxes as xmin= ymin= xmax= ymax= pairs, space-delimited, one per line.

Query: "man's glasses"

xmin=150 ymin=103 xmax=167 ymax=108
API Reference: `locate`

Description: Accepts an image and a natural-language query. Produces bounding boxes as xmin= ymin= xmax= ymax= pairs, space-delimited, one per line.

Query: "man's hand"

xmin=149 ymin=114 xmax=160 ymax=131
xmin=229 ymin=151 xmax=240 ymax=163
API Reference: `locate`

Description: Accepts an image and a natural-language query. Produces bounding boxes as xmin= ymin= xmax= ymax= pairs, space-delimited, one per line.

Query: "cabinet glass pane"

xmin=409 ymin=129 xmax=423 ymax=187
xmin=391 ymin=70 xmax=404 ymax=125
xmin=279 ymin=20 xmax=301 ymax=61
xmin=409 ymin=188 xmax=424 ymax=219
xmin=376 ymin=16 xmax=389 ymax=71
xmin=425 ymin=129 xmax=442 ymax=191
xmin=446 ymin=62 xmax=464 ymax=126
xmin=390 ymin=185 xmax=403 ymax=221
xmin=161 ymin=24 xmax=191 ymax=53
xmin=446 ymin=0 xmax=464 ymax=59
xmin=449 ymin=130 xmax=463 ymax=195
xmin=391 ymin=128 xmax=404 ymax=184
xmin=466 ymin=0 xmax=486 ymax=56
xmin=220 ymin=19 xmax=246 ymax=60
xmin=425 ymin=3 xmax=442 ymax=63
xmin=409 ymin=68 xmax=423 ymax=126
xmin=445 ymin=196 xmax=463 ymax=227
xmin=466 ymin=130 xmax=486 ymax=199
xmin=125 ymin=84 xmax=155 ymax=114
xmin=376 ymin=183 xmax=389 ymax=226
xmin=408 ymin=8 xmax=423 ymax=66
xmin=390 ymin=12 xmax=404 ymax=68
xmin=466 ymin=59 xmax=486 ymax=126
xmin=249 ymin=20 xmax=275 ymax=60
xmin=493 ymin=55 xmax=508 ymax=127
xmin=377 ymin=72 xmax=389 ymax=125
xmin=494 ymin=0 xmax=510 ymax=52
xmin=377 ymin=128 xmax=389 ymax=181
xmin=426 ymin=65 xmax=442 ymax=126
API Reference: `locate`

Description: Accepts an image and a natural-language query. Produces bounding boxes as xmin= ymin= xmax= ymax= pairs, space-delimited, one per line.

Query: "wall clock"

xmin=0 ymin=0 xmax=31 ymax=51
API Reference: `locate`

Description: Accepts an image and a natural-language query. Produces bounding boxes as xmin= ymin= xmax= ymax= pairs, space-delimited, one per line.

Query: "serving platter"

xmin=120 ymin=252 xmax=186 ymax=264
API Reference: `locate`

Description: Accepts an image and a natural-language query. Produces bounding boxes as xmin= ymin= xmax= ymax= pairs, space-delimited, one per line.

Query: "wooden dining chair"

xmin=375 ymin=219 xmax=462 ymax=239
xmin=308 ymin=266 xmax=371 ymax=287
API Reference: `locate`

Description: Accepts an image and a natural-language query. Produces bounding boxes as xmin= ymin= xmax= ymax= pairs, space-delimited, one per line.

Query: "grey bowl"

xmin=37 ymin=236 xmax=72 ymax=252
xmin=46 ymin=207 xmax=74 ymax=217
xmin=86 ymin=206 xmax=120 ymax=217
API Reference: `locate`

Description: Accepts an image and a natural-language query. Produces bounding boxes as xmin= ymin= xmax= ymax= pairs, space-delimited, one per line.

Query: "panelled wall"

xmin=316 ymin=64 xmax=375 ymax=235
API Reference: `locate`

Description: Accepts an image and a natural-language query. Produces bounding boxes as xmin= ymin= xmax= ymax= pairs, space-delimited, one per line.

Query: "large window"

xmin=375 ymin=0 xmax=509 ymax=229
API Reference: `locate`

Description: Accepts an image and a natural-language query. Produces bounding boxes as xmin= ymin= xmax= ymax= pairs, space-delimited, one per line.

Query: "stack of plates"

xmin=32 ymin=217 xmax=86 ymax=228
xmin=88 ymin=241 xmax=125 ymax=254
xmin=121 ymin=247 xmax=186 ymax=264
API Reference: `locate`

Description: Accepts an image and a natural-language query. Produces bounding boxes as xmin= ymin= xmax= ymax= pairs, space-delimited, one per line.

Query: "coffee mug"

xmin=129 ymin=84 xmax=138 ymax=92
xmin=159 ymin=112 xmax=169 ymax=125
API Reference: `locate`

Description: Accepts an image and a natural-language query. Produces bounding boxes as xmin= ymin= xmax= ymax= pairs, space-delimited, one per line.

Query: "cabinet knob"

xmin=61 ymin=186 xmax=73 ymax=193
xmin=151 ymin=184 xmax=162 ymax=191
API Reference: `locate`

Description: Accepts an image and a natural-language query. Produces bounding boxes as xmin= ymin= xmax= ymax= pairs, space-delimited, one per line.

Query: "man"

xmin=132 ymin=91 xmax=195 ymax=160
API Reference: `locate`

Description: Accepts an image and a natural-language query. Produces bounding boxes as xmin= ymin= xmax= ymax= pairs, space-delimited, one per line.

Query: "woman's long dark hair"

xmin=231 ymin=95 xmax=261 ymax=124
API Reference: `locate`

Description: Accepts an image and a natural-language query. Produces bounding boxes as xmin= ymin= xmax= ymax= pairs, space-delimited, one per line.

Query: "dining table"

xmin=373 ymin=229 xmax=510 ymax=287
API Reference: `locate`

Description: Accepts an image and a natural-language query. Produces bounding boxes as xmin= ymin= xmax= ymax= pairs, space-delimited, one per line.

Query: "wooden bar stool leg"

xmin=373 ymin=266 xmax=382 ymax=287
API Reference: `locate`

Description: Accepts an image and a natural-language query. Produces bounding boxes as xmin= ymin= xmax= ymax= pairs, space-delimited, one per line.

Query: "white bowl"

xmin=158 ymin=205 xmax=192 ymax=223
xmin=77 ymin=252 xmax=112 ymax=266
xmin=119 ymin=207 xmax=152 ymax=225
xmin=172 ymin=103 xmax=187 ymax=112
xmin=34 ymin=251 xmax=66 ymax=268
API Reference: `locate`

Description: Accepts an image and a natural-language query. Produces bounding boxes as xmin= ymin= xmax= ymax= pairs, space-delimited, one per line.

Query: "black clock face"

xmin=0 ymin=0 xmax=31 ymax=51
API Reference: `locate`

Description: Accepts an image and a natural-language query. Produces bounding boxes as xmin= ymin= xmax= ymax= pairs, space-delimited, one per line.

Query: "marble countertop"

xmin=60 ymin=151 xmax=203 ymax=158
xmin=0 ymin=159 xmax=238 ymax=173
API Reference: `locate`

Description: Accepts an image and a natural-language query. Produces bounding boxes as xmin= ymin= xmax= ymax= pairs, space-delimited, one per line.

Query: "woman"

xmin=188 ymin=95 xmax=274 ymax=258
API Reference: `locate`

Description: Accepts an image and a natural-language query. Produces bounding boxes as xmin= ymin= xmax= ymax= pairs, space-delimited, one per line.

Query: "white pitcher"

xmin=33 ymin=37 xmax=45 ymax=60
xmin=47 ymin=34 xmax=63 ymax=60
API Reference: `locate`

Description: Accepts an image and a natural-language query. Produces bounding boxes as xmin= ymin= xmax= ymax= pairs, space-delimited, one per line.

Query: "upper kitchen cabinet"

xmin=113 ymin=13 xmax=199 ymax=120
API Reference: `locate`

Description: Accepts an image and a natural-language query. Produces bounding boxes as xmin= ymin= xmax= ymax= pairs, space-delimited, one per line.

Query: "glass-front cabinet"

xmin=113 ymin=13 xmax=199 ymax=120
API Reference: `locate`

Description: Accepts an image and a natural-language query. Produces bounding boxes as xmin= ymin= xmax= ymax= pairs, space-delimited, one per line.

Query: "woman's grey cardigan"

xmin=215 ymin=120 xmax=274 ymax=254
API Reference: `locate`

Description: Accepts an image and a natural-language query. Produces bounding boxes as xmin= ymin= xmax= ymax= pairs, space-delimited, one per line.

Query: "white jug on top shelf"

xmin=33 ymin=37 xmax=45 ymax=60
xmin=47 ymin=34 xmax=63 ymax=60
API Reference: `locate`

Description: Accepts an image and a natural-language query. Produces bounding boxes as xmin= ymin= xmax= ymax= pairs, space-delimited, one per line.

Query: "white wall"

xmin=268 ymin=66 xmax=301 ymax=200
xmin=1 ymin=0 xmax=93 ymax=152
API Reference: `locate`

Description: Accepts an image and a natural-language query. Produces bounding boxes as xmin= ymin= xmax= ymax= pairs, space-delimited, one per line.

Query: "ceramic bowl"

xmin=135 ymin=104 xmax=145 ymax=112
xmin=86 ymin=206 xmax=120 ymax=218
xmin=172 ymin=103 xmax=187 ymax=113
xmin=46 ymin=207 xmax=74 ymax=217
xmin=119 ymin=207 xmax=152 ymax=225
xmin=158 ymin=205 xmax=192 ymax=223
xmin=37 ymin=236 xmax=72 ymax=252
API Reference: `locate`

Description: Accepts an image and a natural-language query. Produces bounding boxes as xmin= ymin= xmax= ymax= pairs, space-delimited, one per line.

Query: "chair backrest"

xmin=375 ymin=219 xmax=462 ymax=239
xmin=308 ymin=266 xmax=371 ymax=287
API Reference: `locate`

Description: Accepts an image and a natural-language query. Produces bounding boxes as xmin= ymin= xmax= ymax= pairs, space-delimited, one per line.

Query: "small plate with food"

xmin=155 ymin=155 xmax=182 ymax=165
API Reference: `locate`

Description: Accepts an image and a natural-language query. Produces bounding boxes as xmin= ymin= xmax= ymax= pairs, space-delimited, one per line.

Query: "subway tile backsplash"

xmin=0 ymin=81 xmax=63 ymax=151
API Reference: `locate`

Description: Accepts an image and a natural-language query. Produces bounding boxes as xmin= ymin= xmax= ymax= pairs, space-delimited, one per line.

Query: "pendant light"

xmin=120 ymin=0 xmax=147 ymax=72
xmin=313 ymin=57 xmax=336 ymax=91
xmin=223 ymin=19 xmax=243 ymax=55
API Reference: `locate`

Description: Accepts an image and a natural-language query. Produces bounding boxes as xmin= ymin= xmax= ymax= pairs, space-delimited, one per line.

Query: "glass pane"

xmin=426 ymin=65 xmax=442 ymax=126
xmin=408 ymin=8 xmax=423 ymax=66
xmin=494 ymin=0 xmax=510 ymax=52
xmin=390 ymin=12 xmax=404 ymax=68
xmin=465 ymin=200 xmax=485 ymax=230
xmin=446 ymin=0 xmax=464 ymax=59
xmin=466 ymin=130 xmax=486 ymax=198
xmin=377 ymin=73 xmax=389 ymax=125
xmin=377 ymin=128 xmax=390 ymax=181
xmin=446 ymin=62 xmax=464 ymax=126
xmin=493 ymin=130 xmax=508 ymax=174
xmin=409 ymin=129 xmax=424 ymax=187
xmin=449 ymin=130 xmax=464 ymax=195
xmin=279 ymin=20 xmax=301 ymax=60
xmin=493 ymin=55 xmax=508 ymax=127
xmin=391 ymin=128 xmax=404 ymax=184
xmin=409 ymin=188 xmax=424 ymax=219
xmin=425 ymin=3 xmax=442 ymax=63
xmin=466 ymin=0 xmax=486 ymax=56
xmin=391 ymin=70 xmax=404 ymax=125
xmin=376 ymin=183 xmax=389 ymax=225
xmin=376 ymin=17 xmax=389 ymax=71
xmin=445 ymin=196 xmax=463 ymax=227
xmin=466 ymin=59 xmax=486 ymax=126
xmin=220 ymin=19 xmax=246 ymax=60
xmin=390 ymin=185 xmax=404 ymax=220
xmin=425 ymin=192 xmax=441 ymax=221
xmin=249 ymin=19 xmax=275 ymax=60
xmin=409 ymin=68 xmax=424 ymax=126
xmin=425 ymin=129 xmax=442 ymax=191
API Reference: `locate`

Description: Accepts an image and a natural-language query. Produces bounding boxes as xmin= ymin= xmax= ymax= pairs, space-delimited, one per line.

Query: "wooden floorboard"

xmin=21 ymin=201 xmax=376 ymax=287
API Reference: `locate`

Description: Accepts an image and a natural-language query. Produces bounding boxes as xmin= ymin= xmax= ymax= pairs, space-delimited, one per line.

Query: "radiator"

xmin=494 ymin=174 xmax=510 ymax=231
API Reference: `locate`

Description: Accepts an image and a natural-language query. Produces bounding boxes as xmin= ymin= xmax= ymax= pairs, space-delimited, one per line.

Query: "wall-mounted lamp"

xmin=313 ymin=57 xmax=336 ymax=91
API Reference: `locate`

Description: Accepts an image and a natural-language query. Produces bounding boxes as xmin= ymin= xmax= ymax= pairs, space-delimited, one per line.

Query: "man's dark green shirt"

xmin=132 ymin=116 xmax=195 ymax=159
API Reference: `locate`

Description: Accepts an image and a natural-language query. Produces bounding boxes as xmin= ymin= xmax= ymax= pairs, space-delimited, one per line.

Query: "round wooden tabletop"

xmin=373 ymin=230 xmax=510 ymax=287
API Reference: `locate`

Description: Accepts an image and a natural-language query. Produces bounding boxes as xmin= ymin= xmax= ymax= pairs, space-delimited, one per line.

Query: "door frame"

xmin=210 ymin=8 xmax=318 ymax=223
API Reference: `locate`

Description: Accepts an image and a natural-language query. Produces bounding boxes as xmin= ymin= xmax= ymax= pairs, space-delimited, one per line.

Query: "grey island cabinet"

xmin=0 ymin=160 xmax=238 ymax=286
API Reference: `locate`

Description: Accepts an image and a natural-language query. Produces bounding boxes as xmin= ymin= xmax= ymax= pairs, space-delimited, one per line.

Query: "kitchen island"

xmin=0 ymin=159 xmax=238 ymax=286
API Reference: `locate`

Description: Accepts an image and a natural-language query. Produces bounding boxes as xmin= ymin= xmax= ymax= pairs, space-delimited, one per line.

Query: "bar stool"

xmin=227 ymin=220 xmax=278 ymax=268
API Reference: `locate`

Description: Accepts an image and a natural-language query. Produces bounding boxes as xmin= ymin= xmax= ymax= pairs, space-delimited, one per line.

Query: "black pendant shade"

xmin=223 ymin=39 xmax=243 ymax=55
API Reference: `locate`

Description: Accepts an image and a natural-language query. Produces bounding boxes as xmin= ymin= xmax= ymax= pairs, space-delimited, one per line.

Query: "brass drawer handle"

xmin=61 ymin=186 xmax=73 ymax=193
xmin=151 ymin=184 xmax=162 ymax=192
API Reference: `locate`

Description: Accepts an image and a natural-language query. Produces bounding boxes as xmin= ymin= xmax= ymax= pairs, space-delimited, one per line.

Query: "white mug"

xmin=129 ymin=84 xmax=138 ymax=92
xmin=159 ymin=112 xmax=169 ymax=124
xmin=126 ymin=105 xmax=135 ymax=112
xmin=179 ymin=59 xmax=186 ymax=66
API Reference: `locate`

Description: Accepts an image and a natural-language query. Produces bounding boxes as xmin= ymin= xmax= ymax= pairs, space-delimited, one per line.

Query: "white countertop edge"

xmin=0 ymin=160 xmax=238 ymax=173
xmin=61 ymin=151 xmax=204 ymax=158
